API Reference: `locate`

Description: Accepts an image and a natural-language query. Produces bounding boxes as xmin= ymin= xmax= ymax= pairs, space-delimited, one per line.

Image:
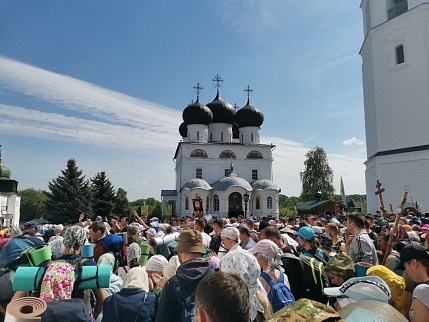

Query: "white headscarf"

xmin=146 ymin=255 xmax=168 ymax=272
xmin=162 ymin=255 xmax=180 ymax=280
xmin=123 ymin=267 xmax=150 ymax=292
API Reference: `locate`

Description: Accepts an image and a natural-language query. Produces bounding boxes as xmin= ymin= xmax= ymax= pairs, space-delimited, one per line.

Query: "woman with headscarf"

xmin=221 ymin=233 xmax=271 ymax=322
xmin=117 ymin=242 xmax=141 ymax=280
xmin=145 ymin=255 xmax=168 ymax=297
xmin=249 ymin=239 xmax=291 ymax=295
xmin=101 ymin=267 xmax=158 ymax=322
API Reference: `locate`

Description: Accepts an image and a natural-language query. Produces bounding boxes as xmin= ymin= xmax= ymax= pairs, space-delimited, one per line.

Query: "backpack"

xmin=40 ymin=298 xmax=93 ymax=322
xmin=99 ymin=234 xmax=127 ymax=272
xmin=260 ymin=271 xmax=295 ymax=312
xmin=173 ymin=277 xmax=196 ymax=322
xmin=299 ymin=253 xmax=329 ymax=304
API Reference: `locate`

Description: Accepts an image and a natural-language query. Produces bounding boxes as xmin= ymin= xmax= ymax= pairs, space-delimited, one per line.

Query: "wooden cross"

xmin=375 ymin=180 xmax=387 ymax=219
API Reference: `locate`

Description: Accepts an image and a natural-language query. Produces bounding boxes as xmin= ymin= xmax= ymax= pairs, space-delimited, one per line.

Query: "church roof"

xmin=0 ymin=159 xmax=11 ymax=179
xmin=234 ymin=98 xmax=264 ymax=128
xmin=206 ymin=89 xmax=236 ymax=124
xmin=212 ymin=175 xmax=252 ymax=191
xmin=180 ymin=178 xmax=212 ymax=191
xmin=251 ymin=179 xmax=279 ymax=191
xmin=182 ymin=97 xmax=213 ymax=125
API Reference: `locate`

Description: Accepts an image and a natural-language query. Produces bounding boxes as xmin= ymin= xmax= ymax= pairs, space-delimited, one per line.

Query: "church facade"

xmin=162 ymin=78 xmax=280 ymax=219
xmin=361 ymin=1 xmax=429 ymax=213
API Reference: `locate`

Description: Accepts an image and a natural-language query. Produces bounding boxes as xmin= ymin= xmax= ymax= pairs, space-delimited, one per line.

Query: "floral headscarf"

xmin=40 ymin=262 xmax=75 ymax=302
xmin=221 ymin=247 xmax=263 ymax=321
xmin=98 ymin=253 xmax=116 ymax=273
xmin=127 ymin=242 xmax=141 ymax=263
xmin=63 ymin=226 xmax=87 ymax=249
xmin=48 ymin=236 xmax=65 ymax=258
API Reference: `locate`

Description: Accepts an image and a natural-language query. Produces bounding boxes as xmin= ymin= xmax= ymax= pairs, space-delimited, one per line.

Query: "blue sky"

xmin=0 ymin=1 xmax=366 ymax=201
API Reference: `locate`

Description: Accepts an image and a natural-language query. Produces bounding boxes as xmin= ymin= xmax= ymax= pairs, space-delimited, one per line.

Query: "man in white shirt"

xmin=194 ymin=218 xmax=211 ymax=249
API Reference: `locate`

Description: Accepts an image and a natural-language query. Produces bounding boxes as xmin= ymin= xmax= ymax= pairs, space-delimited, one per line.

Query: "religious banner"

xmin=192 ymin=196 xmax=203 ymax=218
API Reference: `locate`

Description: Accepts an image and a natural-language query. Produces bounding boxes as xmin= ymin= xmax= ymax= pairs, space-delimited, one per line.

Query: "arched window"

xmin=190 ymin=149 xmax=208 ymax=157
xmin=219 ymin=150 xmax=236 ymax=158
xmin=251 ymin=133 xmax=254 ymax=142
xmin=256 ymin=196 xmax=261 ymax=210
xmin=214 ymin=195 xmax=219 ymax=211
xmin=185 ymin=197 xmax=189 ymax=210
xmin=247 ymin=150 xmax=263 ymax=159
xmin=267 ymin=196 xmax=273 ymax=209
xmin=197 ymin=131 xmax=200 ymax=140
xmin=221 ymin=133 xmax=224 ymax=141
xmin=395 ymin=44 xmax=404 ymax=65
xmin=210 ymin=133 xmax=213 ymax=142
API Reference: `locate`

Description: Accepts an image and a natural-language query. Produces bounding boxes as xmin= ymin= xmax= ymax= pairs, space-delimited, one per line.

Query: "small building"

xmin=0 ymin=151 xmax=21 ymax=227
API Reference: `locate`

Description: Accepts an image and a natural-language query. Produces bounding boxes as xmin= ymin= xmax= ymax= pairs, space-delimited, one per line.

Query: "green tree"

xmin=151 ymin=202 xmax=162 ymax=218
xmin=18 ymin=188 xmax=48 ymax=221
xmin=45 ymin=159 xmax=92 ymax=223
xmin=91 ymin=171 xmax=116 ymax=218
xmin=300 ymin=146 xmax=335 ymax=201
xmin=113 ymin=187 xmax=129 ymax=215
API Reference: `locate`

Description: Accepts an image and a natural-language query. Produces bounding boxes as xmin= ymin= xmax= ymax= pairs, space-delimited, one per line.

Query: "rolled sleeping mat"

xmin=80 ymin=244 xmax=94 ymax=258
xmin=5 ymin=297 xmax=47 ymax=322
xmin=13 ymin=265 xmax=111 ymax=291
xmin=150 ymin=232 xmax=180 ymax=248
xmin=27 ymin=245 xmax=52 ymax=267
xmin=139 ymin=244 xmax=150 ymax=266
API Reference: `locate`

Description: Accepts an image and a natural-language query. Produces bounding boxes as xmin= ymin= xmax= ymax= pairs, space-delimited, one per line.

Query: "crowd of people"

xmin=0 ymin=210 xmax=428 ymax=321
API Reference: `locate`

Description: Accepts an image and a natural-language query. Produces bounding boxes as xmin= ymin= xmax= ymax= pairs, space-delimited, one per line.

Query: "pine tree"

xmin=91 ymin=171 xmax=116 ymax=218
xmin=300 ymin=146 xmax=335 ymax=201
xmin=45 ymin=159 xmax=92 ymax=223
xmin=113 ymin=187 xmax=129 ymax=215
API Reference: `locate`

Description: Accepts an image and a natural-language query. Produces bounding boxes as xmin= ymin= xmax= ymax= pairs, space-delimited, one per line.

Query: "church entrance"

xmin=228 ymin=192 xmax=243 ymax=218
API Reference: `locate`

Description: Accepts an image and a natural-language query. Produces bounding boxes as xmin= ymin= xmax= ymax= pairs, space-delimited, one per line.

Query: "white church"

xmin=361 ymin=0 xmax=429 ymax=213
xmin=161 ymin=77 xmax=280 ymax=219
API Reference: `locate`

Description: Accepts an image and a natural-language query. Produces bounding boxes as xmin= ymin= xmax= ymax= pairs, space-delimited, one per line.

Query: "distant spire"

xmin=244 ymin=85 xmax=253 ymax=104
xmin=193 ymin=82 xmax=203 ymax=101
xmin=213 ymin=74 xmax=223 ymax=90
xmin=0 ymin=144 xmax=2 ymax=160
xmin=229 ymin=159 xmax=237 ymax=177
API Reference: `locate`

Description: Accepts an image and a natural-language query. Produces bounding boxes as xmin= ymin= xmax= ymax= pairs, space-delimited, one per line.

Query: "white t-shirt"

xmin=201 ymin=231 xmax=211 ymax=248
xmin=410 ymin=283 xmax=429 ymax=321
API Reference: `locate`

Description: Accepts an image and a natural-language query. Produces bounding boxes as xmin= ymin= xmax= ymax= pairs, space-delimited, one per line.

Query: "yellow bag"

xmin=366 ymin=265 xmax=405 ymax=312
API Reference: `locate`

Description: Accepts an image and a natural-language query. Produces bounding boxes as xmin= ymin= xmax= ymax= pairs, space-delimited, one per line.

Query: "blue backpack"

xmin=260 ymin=271 xmax=295 ymax=313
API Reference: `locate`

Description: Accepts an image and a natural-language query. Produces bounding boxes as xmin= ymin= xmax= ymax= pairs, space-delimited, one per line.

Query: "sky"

xmin=0 ymin=1 xmax=367 ymax=202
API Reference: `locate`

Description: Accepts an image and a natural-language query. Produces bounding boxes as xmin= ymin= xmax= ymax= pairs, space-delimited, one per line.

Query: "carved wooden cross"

xmin=375 ymin=180 xmax=387 ymax=219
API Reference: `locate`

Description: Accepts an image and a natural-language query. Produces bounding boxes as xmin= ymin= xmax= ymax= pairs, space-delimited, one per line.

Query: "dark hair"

xmin=347 ymin=213 xmax=365 ymax=229
xmin=377 ymin=232 xmax=390 ymax=241
xmin=238 ymin=225 xmax=250 ymax=237
xmin=259 ymin=226 xmax=281 ymax=241
xmin=213 ymin=219 xmax=224 ymax=229
xmin=325 ymin=223 xmax=338 ymax=234
xmin=195 ymin=272 xmax=250 ymax=322
xmin=88 ymin=222 xmax=106 ymax=234
xmin=194 ymin=219 xmax=205 ymax=230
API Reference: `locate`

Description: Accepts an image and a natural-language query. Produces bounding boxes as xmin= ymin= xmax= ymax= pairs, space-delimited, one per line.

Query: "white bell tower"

xmin=361 ymin=0 xmax=429 ymax=213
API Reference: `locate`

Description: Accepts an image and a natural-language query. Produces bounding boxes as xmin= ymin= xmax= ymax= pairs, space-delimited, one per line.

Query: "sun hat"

xmin=221 ymin=227 xmax=240 ymax=241
xmin=280 ymin=226 xmax=296 ymax=235
xmin=296 ymin=226 xmax=315 ymax=241
xmin=174 ymin=230 xmax=206 ymax=253
xmin=397 ymin=243 xmax=429 ymax=269
xmin=323 ymin=276 xmax=391 ymax=302
xmin=325 ymin=253 xmax=355 ymax=281
xmin=146 ymin=228 xmax=156 ymax=237
xmin=339 ymin=300 xmax=408 ymax=322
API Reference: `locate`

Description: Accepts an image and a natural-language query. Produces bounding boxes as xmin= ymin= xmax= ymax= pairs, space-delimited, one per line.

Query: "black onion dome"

xmin=179 ymin=122 xmax=188 ymax=137
xmin=182 ymin=97 xmax=213 ymax=125
xmin=206 ymin=89 xmax=236 ymax=124
xmin=234 ymin=99 xmax=264 ymax=127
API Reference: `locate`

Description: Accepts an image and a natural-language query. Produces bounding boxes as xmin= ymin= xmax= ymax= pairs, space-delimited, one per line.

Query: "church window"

xmin=256 ymin=196 xmax=261 ymax=209
xmin=267 ymin=196 xmax=273 ymax=209
xmin=210 ymin=133 xmax=213 ymax=142
xmin=190 ymin=149 xmax=208 ymax=157
xmin=225 ymin=168 xmax=231 ymax=176
xmin=214 ymin=195 xmax=219 ymax=211
xmin=197 ymin=132 xmax=200 ymax=140
xmin=221 ymin=133 xmax=223 ymax=141
xmin=252 ymin=169 xmax=258 ymax=181
xmin=247 ymin=150 xmax=263 ymax=159
xmin=185 ymin=197 xmax=189 ymax=210
xmin=388 ymin=0 xmax=408 ymax=20
xmin=219 ymin=150 xmax=236 ymax=158
xmin=251 ymin=133 xmax=254 ymax=142
xmin=395 ymin=45 xmax=405 ymax=65
xmin=196 ymin=168 xmax=202 ymax=179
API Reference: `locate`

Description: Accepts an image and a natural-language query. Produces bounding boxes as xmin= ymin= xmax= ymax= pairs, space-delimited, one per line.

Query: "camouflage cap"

xmin=325 ymin=253 xmax=355 ymax=281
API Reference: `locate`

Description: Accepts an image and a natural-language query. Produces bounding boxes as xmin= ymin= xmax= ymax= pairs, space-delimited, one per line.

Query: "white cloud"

xmin=343 ymin=137 xmax=365 ymax=147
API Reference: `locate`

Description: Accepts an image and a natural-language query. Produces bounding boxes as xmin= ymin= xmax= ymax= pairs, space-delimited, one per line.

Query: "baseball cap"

xmin=323 ymin=276 xmax=391 ymax=302
xmin=150 ymin=217 xmax=159 ymax=222
xmin=397 ymin=243 xmax=429 ymax=270
xmin=296 ymin=226 xmax=315 ymax=241
xmin=174 ymin=230 xmax=206 ymax=253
